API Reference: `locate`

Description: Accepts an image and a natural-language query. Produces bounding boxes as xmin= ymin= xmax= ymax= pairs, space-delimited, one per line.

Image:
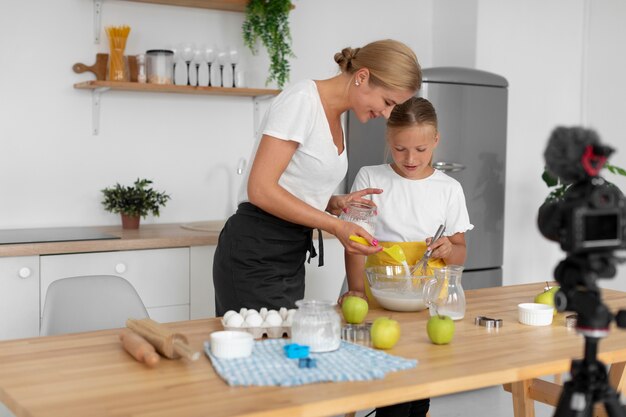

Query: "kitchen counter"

xmin=0 ymin=222 xmax=224 ymax=257
xmin=0 ymin=221 xmax=336 ymax=257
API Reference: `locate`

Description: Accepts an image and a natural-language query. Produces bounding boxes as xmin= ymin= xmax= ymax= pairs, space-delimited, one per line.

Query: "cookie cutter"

xmin=474 ymin=315 xmax=503 ymax=329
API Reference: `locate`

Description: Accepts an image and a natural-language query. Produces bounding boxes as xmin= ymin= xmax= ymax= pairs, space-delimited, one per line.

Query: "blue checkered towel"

xmin=204 ymin=338 xmax=417 ymax=387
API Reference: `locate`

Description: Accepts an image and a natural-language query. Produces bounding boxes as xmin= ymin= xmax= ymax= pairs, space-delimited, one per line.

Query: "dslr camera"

xmin=538 ymin=127 xmax=626 ymax=257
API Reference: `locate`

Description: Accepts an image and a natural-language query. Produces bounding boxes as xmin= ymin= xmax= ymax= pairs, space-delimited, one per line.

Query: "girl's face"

xmin=387 ymin=124 xmax=439 ymax=180
xmin=350 ymin=71 xmax=415 ymax=122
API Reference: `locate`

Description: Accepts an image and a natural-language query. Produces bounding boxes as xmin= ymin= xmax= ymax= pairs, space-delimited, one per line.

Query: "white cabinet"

xmin=304 ymin=238 xmax=346 ymax=302
xmin=190 ymin=245 xmax=215 ymax=319
xmin=40 ymin=248 xmax=191 ymax=324
xmin=0 ymin=256 xmax=40 ymax=340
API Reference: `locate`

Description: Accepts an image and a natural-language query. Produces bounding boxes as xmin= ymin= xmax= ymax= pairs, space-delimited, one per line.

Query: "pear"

xmin=534 ymin=283 xmax=560 ymax=316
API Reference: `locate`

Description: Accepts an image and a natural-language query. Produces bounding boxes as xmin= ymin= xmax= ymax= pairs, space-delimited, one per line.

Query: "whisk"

xmin=412 ymin=224 xmax=445 ymax=276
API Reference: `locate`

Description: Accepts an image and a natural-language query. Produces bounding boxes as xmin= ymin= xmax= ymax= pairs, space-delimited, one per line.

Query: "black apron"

xmin=213 ymin=202 xmax=324 ymax=316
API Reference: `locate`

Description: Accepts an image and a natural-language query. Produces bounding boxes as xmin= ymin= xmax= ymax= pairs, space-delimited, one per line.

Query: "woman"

xmin=213 ymin=39 xmax=422 ymax=316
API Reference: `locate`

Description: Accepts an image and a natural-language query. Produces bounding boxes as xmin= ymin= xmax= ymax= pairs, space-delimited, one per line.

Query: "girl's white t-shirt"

xmin=351 ymin=165 xmax=474 ymax=242
xmin=238 ymin=80 xmax=348 ymax=212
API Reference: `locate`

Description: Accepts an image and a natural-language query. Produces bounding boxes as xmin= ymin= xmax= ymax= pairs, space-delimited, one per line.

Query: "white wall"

xmin=1 ymin=0 xmax=625 ymax=290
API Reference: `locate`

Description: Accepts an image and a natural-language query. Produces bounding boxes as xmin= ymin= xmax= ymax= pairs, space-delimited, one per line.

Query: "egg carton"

xmin=221 ymin=319 xmax=292 ymax=339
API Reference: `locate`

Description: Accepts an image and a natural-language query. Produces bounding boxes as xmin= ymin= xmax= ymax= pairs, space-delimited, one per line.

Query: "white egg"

xmin=223 ymin=310 xmax=237 ymax=322
xmin=244 ymin=313 xmax=263 ymax=327
xmin=259 ymin=307 xmax=268 ymax=319
xmin=239 ymin=308 xmax=248 ymax=316
xmin=279 ymin=307 xmax=288 ymax=320
xmin=264 ymin=313 xmax=283 ymax=327
xmin=246 ymin=309 xmax=259 ymax=318
xmin=287 ymin=309 xmax=296 ymax=317
xmin=283 ymin=317 xmax=293 ymax=326
xmin=225 ymin=313 xmax=244 ymax=327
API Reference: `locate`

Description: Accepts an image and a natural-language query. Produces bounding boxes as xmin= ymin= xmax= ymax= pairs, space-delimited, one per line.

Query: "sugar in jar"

xmin=290 ymin=300 xmax=341 ymax=352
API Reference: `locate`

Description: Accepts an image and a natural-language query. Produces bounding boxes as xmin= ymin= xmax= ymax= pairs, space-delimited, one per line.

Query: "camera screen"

xmin=583 ymin=212 xmax=619 ymax=244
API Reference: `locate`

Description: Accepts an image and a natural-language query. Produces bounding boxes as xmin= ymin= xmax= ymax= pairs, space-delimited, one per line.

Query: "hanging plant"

xmin=242 ymin=0 xmax=295 ymax=89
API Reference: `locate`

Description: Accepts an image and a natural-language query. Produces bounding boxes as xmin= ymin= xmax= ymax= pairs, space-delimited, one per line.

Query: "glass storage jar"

xmin=291 ymin=300 xmax=341 ymax=352
xmin=146 ymin=49 xmax=174 ymax=85
xmin=339 ymin=202 xmax=377 ymax=235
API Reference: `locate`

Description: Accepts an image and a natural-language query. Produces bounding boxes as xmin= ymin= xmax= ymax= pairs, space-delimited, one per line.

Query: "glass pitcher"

xmin=339 ymin=202 xmax=377 ymax=235
xmin=424 ymin=265 xmax=466 ymax=320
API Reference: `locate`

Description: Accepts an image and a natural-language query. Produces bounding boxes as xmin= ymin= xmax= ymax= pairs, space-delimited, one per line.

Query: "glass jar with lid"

xmin=290 ymin=300 xmax=341 ymax=352
xmin=146 ymin=49 xmax=174 ymax=85
xmin=339 ymin=202 xmax=377 ymax=235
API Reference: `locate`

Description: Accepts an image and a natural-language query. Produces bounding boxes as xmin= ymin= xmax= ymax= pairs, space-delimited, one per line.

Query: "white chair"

xmin=41 ymin=275 xmax=149 ymax=336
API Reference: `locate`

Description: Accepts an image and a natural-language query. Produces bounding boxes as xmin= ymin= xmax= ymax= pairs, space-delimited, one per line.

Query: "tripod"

xmin=553 ymin=254 xmax=626 ymax=417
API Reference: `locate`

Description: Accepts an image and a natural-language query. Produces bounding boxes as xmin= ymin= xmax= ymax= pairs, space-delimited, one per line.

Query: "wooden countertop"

xmin=0 ymin=221 xmax=337 ymax=257
xmin=0 ymin=222 xmax=224 ymax=257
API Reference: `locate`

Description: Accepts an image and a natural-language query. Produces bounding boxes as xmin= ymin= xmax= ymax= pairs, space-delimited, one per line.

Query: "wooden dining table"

xmin=1 ymin=282 xmax=625 ymax=417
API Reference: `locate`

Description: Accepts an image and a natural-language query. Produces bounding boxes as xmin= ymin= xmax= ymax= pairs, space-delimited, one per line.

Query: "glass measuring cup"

xmin=424 ymin=265 xmax=466 ymax=320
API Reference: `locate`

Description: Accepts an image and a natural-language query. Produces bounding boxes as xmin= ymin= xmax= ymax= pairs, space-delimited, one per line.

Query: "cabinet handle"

xmin=18 ymin=267 xmax=32 ymax=279
xmin=115 ymin=263 xmax=127 ymax=274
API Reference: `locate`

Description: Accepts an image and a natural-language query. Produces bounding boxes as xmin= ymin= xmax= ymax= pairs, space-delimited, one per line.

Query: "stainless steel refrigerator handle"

xmin=433 ymin=161 xmax=466 ymax=172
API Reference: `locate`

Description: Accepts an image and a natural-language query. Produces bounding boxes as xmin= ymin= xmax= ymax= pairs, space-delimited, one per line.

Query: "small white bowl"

xmin=518 ymin=303 xmax=554 ymax=326
xmin=210 ymin=330 xmax=254 ymax=359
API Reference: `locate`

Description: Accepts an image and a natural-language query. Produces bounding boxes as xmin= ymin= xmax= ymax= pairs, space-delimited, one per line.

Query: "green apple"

xmin=370 ymin=317 xmax=401 ymax=349
xmin=534 ymin=285 xmax=560 ymax=316
xmin=341 ymin=296 xmax=369 ymax=324
xmin=426 ymin=315 xmax=455 ymax=345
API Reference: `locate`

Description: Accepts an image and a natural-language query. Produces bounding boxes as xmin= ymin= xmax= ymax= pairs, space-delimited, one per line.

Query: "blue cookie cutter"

xmin=298 ymin=357 xmax=317 ymax=368
xmin=283 ymin=343 xmax=310 ymax=359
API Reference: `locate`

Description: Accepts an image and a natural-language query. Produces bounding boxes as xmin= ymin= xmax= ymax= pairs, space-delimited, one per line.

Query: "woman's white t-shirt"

xmin=351 ymin=165 xmax=474 ymax=241
xmin=238 ymin=80 xmax=347 ymax=212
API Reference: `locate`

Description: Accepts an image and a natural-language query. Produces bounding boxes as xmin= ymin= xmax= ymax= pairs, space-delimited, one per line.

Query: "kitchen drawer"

xmin=40 ymin=248 xmax=190 ymax=320
xmin=0 ymin=256 xmax=40 ymax=340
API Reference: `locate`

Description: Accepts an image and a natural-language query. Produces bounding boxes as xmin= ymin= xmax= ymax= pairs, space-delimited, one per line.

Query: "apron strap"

xmin=306 ymin=229 xmax=324 ymax=267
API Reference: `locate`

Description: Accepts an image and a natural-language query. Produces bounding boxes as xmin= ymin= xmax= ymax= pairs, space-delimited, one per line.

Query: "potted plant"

xmin=242 ymin=0 xmax=295 ymax=88
xmin=101 ymin=178 xmax=171 ymax=229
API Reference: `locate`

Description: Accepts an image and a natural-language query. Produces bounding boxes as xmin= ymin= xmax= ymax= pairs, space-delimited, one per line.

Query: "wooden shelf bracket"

xmin=92 ymin=87 xmax=110 ymax=135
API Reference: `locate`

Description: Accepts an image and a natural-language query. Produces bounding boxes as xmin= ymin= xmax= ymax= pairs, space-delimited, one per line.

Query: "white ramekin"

xmin=518 ymin=303 xmax=554 ymax=326
xmin=210 ymin=330 xmax=254 ymax=359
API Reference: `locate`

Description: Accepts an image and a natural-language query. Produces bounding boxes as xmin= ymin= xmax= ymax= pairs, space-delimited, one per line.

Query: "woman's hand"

xmin=326 ymin=188 xmax=383 ymax=216
xmin=333 ymin=219 xmax=382 ymax=256
xmin=338 ymin=290 xmax=368 ymax=306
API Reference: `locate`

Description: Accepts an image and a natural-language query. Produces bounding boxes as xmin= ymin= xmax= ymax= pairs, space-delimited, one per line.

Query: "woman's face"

xmin=387 ymin=124 xmax=439 ymax=180
xmin=350 ymin=75 xmax=415 ymax=123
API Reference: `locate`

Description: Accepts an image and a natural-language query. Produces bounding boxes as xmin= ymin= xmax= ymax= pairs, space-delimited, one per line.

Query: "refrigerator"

xmin=346 ymin=67 xmax=508 ymax=289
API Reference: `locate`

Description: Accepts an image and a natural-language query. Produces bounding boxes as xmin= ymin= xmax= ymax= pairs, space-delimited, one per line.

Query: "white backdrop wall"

xmin=1 ymin=0 xmax=625 ymax=289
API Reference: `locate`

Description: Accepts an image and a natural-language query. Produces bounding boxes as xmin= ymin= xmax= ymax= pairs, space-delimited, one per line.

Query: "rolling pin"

xmin=126 ymin=318 xmax=201 ymax=361
xmin=119 ymin=329 xmax=160 ymax=367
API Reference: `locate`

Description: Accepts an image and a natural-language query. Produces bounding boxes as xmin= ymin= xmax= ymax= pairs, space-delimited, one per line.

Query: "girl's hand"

xmin=426 ymin=235 xmax=453 ymax=260
xmin=334 ymin=220 xmax=382 ymax=256
xmin=338 ymin=290 xmax=368 ymax=306
xmin=326 ymin=188 xmax=383 ymax=216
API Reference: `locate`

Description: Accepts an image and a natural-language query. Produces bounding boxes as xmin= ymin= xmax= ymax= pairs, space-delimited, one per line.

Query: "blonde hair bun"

xmin=334 ymin=39 xmax=421 ymax=92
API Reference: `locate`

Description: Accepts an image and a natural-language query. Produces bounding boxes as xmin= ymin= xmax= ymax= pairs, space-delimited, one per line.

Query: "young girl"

xmin=340 ymin=97 xmax=473 ymax=417
xmin=213 ymin=40 xmax=422 ymax=316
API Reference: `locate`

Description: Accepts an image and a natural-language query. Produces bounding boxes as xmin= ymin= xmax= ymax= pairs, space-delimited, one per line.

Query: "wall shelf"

xmin=74 ymin=80 xmax=280 ymax=97
xmin=121 ymin=0 xmax=250 ymax=12
xmin=74 ymin=81 xmax=280 ymax=135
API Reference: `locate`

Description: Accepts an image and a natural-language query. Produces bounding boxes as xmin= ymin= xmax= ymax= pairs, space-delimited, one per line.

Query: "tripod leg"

xmin=599 ymin=391 xmax=626 ymax=417
xmin=554 ymin=380 xmax=594 ymax=417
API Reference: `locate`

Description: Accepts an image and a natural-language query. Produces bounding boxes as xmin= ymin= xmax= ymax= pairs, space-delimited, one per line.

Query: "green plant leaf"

xmin=542 ymin=168 xmax=559 ymax=187
xmin=243 ymin=0 xmax=294 ymax=88
xmin=101 ymin=178 xmax=170 ymax=219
